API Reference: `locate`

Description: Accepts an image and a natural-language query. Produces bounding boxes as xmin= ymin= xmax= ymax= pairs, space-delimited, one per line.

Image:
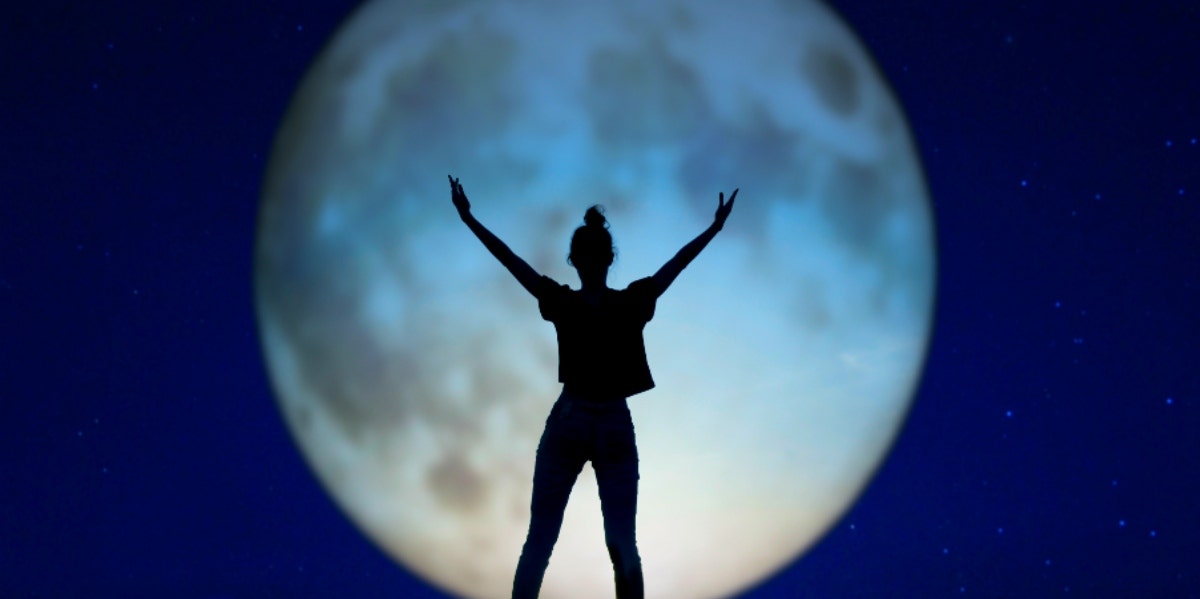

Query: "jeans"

xmin=512 ymin=390 xmax=644 ymax=599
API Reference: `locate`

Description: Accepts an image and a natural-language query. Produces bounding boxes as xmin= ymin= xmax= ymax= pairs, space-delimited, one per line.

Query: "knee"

xmin=522 ymin=523 xmax=559 ymax=555
xmin=606 ymin=541 xmax=641 ymax=574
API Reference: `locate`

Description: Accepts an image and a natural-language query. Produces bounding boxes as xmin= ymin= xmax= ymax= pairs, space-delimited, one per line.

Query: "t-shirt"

xmin=536 ymin=275 xmax=658 ymax=399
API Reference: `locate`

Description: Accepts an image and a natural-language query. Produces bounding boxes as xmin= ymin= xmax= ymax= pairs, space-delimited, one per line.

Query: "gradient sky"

xmin=3 ymin=0 xmax=1198 ymax=597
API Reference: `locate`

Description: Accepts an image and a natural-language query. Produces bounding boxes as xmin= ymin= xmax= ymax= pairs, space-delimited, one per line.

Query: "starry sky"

xmin=3 ymin=0 xmax=1198 ymax=597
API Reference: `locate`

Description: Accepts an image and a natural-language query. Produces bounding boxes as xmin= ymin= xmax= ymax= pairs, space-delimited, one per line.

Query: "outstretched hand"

xmin=714 ymin=188 xmax=738 ymax=230
xmin=449 ymin=174 xmax=470 ymax=218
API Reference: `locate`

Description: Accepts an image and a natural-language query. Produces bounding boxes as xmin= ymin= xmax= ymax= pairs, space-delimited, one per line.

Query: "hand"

xmin=449 ymin=174 xmax=470 ymax=217
xmin=714 ymin=188 xmax=737 ymax=230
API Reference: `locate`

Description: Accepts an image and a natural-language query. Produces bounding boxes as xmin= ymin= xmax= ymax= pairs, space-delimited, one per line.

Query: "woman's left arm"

xmin=650 ymin=188 xmax=737 ymax=296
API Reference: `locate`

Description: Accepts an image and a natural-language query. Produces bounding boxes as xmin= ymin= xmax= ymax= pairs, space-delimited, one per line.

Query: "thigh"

xmin=529 ymin=403 xmax=588 ymax=515
xmin=592 ymin=409 xmax=639 ymax=532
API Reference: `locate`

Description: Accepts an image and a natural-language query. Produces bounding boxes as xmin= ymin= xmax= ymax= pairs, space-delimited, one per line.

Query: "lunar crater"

xmin=585 ymin=40 xmax=710 ymax=148
xmin=802 ymin=44 xmax=860 ymax=117
xmin=428 ymin=450 xmax=489 ymax=513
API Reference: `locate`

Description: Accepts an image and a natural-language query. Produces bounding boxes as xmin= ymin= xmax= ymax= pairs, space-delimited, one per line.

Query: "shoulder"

xmin=537 ymin=275 xmax=569 ymax=296
xmin=621 ymin=277 xmax=659 ymax=321
xmin=537 ymin=275 xmax=573 ymax=321
xmin=624 ymin=277 xmax=661 ymax=299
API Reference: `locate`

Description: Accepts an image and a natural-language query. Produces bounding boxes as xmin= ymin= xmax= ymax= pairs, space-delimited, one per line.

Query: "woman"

xmin=448 ymin=175 xmax=736 ymax=599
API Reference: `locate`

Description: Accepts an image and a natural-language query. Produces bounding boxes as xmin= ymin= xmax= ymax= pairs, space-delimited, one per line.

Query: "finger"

xmin=719 ymin=191 xmax=725 ymax=206
xmin=729 ymin=188 xmax=738 ymax=202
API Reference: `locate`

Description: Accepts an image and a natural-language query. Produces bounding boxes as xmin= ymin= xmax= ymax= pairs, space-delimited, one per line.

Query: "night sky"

xmin=4 ymin=0 xmax=1198 ymax=597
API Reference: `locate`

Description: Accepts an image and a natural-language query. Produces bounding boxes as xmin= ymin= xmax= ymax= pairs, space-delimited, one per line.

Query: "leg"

xmin=593 ymin=409 xmax=643 ymax=599
xmin=512 ymin=405 xmax=586 ymax=599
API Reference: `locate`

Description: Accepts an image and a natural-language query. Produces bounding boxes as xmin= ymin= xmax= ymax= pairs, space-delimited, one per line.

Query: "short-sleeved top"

xmin=536 ymin=275 xmax=658 ymax=399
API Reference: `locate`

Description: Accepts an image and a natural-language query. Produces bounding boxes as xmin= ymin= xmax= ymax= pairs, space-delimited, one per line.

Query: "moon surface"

xmin=254 ymin=1 xmax=935 ymax=598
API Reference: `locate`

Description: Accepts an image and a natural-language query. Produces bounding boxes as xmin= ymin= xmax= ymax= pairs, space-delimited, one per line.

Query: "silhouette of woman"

xmin=449 ymin=175 xmax=736 ymax=599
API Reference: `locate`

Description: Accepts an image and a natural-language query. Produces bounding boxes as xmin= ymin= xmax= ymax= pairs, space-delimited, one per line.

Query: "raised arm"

xmin=450 ymin=175 xmax=542 ymax=296
xmin=651 ymin=188 xmax=737 ymax=296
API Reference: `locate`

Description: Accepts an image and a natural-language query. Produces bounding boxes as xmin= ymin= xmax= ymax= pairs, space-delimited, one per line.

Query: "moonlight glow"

xmin=255 ymin=1 xmax=935 ymax=598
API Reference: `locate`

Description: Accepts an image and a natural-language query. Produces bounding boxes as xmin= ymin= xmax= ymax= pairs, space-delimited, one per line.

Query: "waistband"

xmin=557 ymin=387 xmax=630 ymax=411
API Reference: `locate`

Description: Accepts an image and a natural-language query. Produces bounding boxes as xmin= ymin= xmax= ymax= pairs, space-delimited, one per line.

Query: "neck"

xmin=578 ymin=269 xmax=608 ymax=293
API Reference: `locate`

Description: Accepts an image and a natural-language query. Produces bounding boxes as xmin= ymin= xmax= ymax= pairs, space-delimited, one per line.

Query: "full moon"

xmin=255 ymin=1 xmax=935 ymax=597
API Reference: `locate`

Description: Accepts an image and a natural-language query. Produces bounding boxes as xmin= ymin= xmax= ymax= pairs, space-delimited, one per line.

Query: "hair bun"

xmin=583 ymin=205 xmax=608 ymax=229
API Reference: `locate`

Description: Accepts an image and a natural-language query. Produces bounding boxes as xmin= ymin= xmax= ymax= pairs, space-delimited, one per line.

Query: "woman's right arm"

xmin=450 ymin=175 xmax=542 ymax=296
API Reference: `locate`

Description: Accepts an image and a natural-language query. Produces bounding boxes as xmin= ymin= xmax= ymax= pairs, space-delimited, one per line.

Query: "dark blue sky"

xmin=3 ymin=0 xmax=1198 ymax=597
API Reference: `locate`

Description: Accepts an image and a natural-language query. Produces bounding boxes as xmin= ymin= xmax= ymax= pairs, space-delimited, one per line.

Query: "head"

xmin=567 ymin=205 xmax=615 ymax=276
